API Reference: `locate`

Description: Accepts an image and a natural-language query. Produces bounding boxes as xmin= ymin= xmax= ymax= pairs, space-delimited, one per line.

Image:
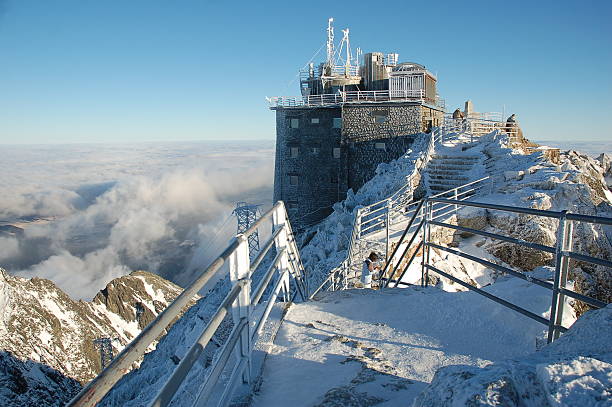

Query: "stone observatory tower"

xmin=269 ymin=18 xmax=445 ymax=232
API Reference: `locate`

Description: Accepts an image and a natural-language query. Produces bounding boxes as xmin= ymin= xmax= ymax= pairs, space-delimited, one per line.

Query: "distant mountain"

xmin=0 ymin=269 xmax=187 ymax=406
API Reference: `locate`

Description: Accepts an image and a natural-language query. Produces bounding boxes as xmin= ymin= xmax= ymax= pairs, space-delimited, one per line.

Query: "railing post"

xmin=454 ymin=188 xmax=458 ymax=217
xmin=548 ymin=211 xmax=569 ymax=343
xmin=548 ymin=212 xmax=573 ymax=343
xmin=421 ymin=201 xmax=432 ymax=287
xmin=385 ymin=200 xmax=391 ymax=264
xmin=272 ymin=202 xmax=293 ymax=298
xmin=228 ymin=235 xmax=251 ymax=384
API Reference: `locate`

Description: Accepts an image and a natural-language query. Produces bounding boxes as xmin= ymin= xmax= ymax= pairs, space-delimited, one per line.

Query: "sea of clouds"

xmin=0 ymin=141 xmax=275 ymax=300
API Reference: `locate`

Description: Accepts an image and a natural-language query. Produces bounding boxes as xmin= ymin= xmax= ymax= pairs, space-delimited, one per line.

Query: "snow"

xmin=413 ymin=304 xmax=612 ymax=406
xmin=537 ymin=357 xmax=612 ymax=406
xmin=96 ymin=129 xmax=611 ymax=406
xmin=92 ymin=302 xmax=141 ymax=340
xmin=135 ymin=275 xmax=168 ymax=304
xmin=252 ymin=276 xmax=568 ymax=406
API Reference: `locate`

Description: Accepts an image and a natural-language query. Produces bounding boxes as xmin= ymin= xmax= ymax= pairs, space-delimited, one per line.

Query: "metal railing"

xmin=384 ymin=197 xmax=611 ymax=343
xmin=310 ymin=123 xmax=497 ymax=296
xmin=269 ymin=89 xmax=442 ymax=108
xmin=443 ymin=116 xmax=521 ymax=142
xmin=67 ymin=201 xmax=308 ymax=407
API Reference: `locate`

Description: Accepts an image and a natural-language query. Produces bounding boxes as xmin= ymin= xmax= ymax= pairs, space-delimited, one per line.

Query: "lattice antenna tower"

xmin=93 ymin=337 xmax=116 ymax=370
xmin=233 ymin=202 xmax=261 ymax=259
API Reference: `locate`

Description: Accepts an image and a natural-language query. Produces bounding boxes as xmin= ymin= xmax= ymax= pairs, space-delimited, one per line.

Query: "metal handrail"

xmin=414 ymin=199 xmax=611 ymax=343
xmin=379 ymin=200 xmax=425 ymax=287
xmin=67 ymin=201 xmax=309 ymax=407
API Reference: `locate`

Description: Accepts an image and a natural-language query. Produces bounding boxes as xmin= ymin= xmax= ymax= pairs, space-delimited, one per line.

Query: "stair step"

xmin=427 ymin=175 xmax=470 ymax=181
xmin=427 ymin=165 xmax=473 ymax=171
xmin=425 ymin=170 xmax=470 ymax=176
xmin=432 ymin=154 xmax=480 ymax=160
xmin=429 ymin=160 xmax=479 ymax=166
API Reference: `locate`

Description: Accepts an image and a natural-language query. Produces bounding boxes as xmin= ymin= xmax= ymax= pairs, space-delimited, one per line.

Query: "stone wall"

xmin=344 ymin=135 xmax=417 ymax=192
xmin=342 ymin=104 xmax=422 ymax=142
xmin=273 ymin=102 xmax=442 ymax=231
xmin=273 ymin=107 xmax=343 ymax=230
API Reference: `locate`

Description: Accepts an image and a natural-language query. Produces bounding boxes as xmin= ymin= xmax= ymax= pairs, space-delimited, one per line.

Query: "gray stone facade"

xmin=342 ymin=104 xmax=421 ymax=142
xmin=273 ymin=107 xmax=343 ymax=229
xmin=273 ymin=102 xmax=443 ymax=231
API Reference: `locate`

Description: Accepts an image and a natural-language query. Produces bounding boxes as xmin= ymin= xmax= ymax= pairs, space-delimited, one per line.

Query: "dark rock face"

xmin=0 ymin=351 xmax=81 ymax=407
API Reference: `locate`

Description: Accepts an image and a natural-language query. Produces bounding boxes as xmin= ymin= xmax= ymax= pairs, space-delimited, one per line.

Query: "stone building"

xmin=270 ymin=19 xmax=444 ymax=231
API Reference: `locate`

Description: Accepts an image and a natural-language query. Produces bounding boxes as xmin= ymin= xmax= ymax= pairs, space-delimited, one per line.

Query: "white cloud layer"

xmin=0 ymin=141 xmax=274 ymax=299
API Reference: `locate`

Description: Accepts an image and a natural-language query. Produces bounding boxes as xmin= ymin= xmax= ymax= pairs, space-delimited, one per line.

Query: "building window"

xmin=311 ymin=147 xmax=320 ymax=155
xmin=333 ymin=117 xmax=342 ymax=128
xmin=372 ymin=109 xmax=388 ymax=124
xmin=330 ymin=174 xmax=338 ymax=184
xmin=289 ymin=175 xmax=298 ymax=186
xmin=290 ymin=147 xmax=299 ymax=158
xmin=311 ymin=118 xmax=319 ymax=124
xmin=290 ymin=118 xmax=299 ymax=128
xmin=375 ymin=142 xmax=386 ymax=150
xmin=287 ymin=201 xmax=298 ymax=210
xmin=333 ymin=147 xmax=341 ymax=158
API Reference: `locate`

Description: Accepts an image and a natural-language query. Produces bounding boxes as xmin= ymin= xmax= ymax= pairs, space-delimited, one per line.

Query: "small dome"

xmin=392 ymin=62 xmax=426 ymax=72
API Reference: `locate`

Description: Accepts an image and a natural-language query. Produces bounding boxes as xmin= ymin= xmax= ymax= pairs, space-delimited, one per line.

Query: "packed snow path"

xmin=251 ymin=279 xmax=554 ymax=407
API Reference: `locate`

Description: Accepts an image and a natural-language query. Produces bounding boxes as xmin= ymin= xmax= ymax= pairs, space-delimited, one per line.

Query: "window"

xmin=333 ymin=147 xmax=341 ymax=158
xmin=287 ymin=201 xmax=298 ymax=210
xmin=289 ymin=175 xmax=298 ymax=186
xmin=372 ymin=109 xmax=388 ymax=124
xmin=375 ymin=142 xmax=386 ymax=150
xmin=311 ymin=118 xmax=319 ymax=124
xmin=290 ymin=147 xmax=299 ymax=158
xmin=311 ymin=147 xmax=320 ymax=155
xmin=290 ymin=118 xmax=299 ymax=128
xmin=333 ymin=117 xmax=342 ymax=128
xmin=330 ymin=174 xmax=338 ymax=184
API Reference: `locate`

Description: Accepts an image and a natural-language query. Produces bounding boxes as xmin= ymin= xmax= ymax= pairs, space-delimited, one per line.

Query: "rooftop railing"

xmin=269 ymin=89 xmax=445 ymax=109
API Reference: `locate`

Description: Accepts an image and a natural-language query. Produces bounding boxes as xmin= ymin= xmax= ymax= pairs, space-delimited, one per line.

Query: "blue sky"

xmin=0 ymin=0 xmax=610 ymax=144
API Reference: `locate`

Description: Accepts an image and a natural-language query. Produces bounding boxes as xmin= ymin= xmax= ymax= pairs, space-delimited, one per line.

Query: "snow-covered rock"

xmin=412 ymin=304 xmax=612 ymax=407
xmin=0 ymin=268 xmax=186 ymax=406
xmin=301 ymin=129 xmax=611 ymax=316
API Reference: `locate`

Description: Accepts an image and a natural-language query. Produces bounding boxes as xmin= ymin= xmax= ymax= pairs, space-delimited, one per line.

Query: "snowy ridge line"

xmin=67 ymin=201 xmax=309 ymax=407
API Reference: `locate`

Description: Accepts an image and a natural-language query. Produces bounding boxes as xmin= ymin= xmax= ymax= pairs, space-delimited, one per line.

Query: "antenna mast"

xmin=342 ymin=28 xmax=351 ymax=75
xmin=326 ymin=17 xmax=334 ymax=68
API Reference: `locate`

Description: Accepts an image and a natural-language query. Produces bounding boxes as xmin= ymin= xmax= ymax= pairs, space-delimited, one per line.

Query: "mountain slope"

xmin=0 ymin=269 xmax=186 ymax=406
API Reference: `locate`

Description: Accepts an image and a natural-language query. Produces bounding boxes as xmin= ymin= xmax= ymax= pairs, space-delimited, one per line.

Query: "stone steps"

xmin=429 ymin=159 xmax=479 ymax=166
xmin=427 ymin=165 xmax=474 ymax=171
xmin=432 ymin=154 xmax=480 ymax=160
xmin=428 ymin=174 xmax=469 ymax=184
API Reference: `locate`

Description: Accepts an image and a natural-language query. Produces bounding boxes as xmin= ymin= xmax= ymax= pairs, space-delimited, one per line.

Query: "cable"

xmin=280 ymin=42 xmax=326 ymax=95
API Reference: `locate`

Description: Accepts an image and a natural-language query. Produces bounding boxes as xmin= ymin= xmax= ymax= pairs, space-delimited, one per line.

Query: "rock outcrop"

xmin=413 ymin=304 xmax=612 ymax=407
xmin=0 ymin=269 xmax=187 ymax=406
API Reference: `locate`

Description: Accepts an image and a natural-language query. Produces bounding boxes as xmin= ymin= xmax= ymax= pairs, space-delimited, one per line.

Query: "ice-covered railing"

xmin=312 ymin=176 xmax=491 ymax=295
xmin=268 ymin=89 xmax=445 ymax=108
xmin=443 ymin=115 xmax=521 ymax=142
xmin=311 ymin=121 xmax=506 ymax=296
xmin=379 ymin=197 xmax=612 ymax=343
xmin=68 ymin=201 xmax=309 ymax=407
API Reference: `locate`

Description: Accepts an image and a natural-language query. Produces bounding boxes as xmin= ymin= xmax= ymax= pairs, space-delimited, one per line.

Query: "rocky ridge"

xmin=0 ymin=268 xmax=186 ymax=406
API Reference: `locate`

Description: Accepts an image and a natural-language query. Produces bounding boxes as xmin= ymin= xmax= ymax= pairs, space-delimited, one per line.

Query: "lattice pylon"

xmin=233 ymin=202 xmax=261 ymax=259
xmin=93 ymin=337 xmax=114 ymax=370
